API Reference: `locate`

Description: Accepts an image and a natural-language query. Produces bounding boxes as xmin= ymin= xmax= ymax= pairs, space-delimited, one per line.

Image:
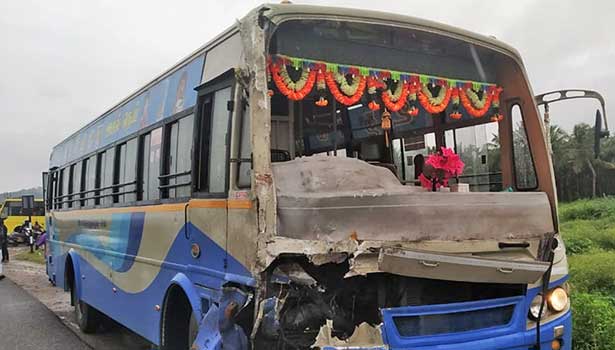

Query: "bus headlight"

xmin=547 ymin=287 xmax=568 ymax=313
xmin=529 ymin=294 xmax=547 ymax=320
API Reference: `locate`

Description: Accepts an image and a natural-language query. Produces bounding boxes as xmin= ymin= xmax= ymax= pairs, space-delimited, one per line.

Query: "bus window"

xmin=72 ymin=161 xmax=82 ymax=208
xmin=67 ymin=165 xmax=74 ymax=208
xmin=61 ymin=168 xmax=69 ymax=209
xmin=140 ymin=130 xmax=163 ymax=201
xmin=208 ymin=87 xmax=232 ymax=193
xmin=163 ymin=115 xmax=194 ymax=198
xmin=33 ymin=201 xmax=44 ymax=216
xmin=445 ymin=123 xmax=502 ymax=192
xmin=511 ymin=104 xmax=538 ymax=189
xmin=114 ymin=138 xmax=138 ymax=203
xmin=142 ymin=128 xmax=162 ymax=201
xmin=101 ymin=149 xmax=115 ymax=206
xmin=84 ymin=155 xmax=96 ymax=206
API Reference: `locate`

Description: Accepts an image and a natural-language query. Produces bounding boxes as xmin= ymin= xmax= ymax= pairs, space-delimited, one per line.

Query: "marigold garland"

xmin=381 ymin=81 xmax=410 ymax=112
xmin=270 ymin=62 xmax=316 ymax=101
xmin=268 ymin=55 xmax=504 ymax=120
xmin=334 ymin=72 xmax=362 ymax=96
xmin=459 ymin=87 xmax=494 ymax=118
xmin=418 ymin=84 xmax=452 ymax=114
xmin=325 ymin=71 xmax=366 ymax=106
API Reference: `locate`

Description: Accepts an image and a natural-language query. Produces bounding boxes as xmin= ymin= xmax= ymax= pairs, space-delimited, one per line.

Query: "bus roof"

xmin=51 ymin=3 xmax=523 ymax=168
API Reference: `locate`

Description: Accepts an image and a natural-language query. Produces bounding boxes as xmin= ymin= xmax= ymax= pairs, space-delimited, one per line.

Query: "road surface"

xmin=0 ymin=277 xmax=90 ymax=349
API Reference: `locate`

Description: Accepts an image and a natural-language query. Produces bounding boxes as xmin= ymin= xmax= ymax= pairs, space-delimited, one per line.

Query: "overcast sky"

xmin=1 ymin=0 xmax=614 ymax=192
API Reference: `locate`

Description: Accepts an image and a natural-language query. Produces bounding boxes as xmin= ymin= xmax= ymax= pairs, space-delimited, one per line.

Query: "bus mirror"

xmin=594 ymin=109 xmax=610 ymax=158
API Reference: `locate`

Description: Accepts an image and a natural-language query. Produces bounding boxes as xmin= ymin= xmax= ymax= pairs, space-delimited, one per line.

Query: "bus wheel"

xmin=160 ymin=286 xmax=198 ymax=350
xmin=70 ymin=280 xmax=101 ymax=333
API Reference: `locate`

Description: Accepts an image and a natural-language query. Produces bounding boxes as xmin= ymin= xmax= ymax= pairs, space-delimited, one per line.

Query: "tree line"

xmin=550 ymin=123 xmax=615 ymax=202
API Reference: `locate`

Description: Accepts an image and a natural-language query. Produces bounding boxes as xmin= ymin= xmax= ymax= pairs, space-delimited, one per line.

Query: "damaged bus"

xmin=45 ymin=4 xmax=571 ymax=350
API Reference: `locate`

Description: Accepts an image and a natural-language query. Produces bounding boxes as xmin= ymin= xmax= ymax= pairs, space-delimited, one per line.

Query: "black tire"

xmin=71 ymin=280 xmax=102 ymax=333
xmin=160 ymin=288 xmax=198 ymax=350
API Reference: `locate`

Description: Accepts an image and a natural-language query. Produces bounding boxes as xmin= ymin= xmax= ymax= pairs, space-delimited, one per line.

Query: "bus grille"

xmin=392 ymin=304 xmax=515 ymax=337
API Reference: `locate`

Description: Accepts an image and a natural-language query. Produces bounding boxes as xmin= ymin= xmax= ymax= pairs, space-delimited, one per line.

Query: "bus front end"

xmin=240 ymin=5 xmax=571 ymax=350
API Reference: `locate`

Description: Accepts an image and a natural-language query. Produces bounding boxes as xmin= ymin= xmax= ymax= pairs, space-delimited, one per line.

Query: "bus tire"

xmin=160 ymin=286 xmax=198 ymax=350
xmin=70 ymin=278 xmax=101 ymax=334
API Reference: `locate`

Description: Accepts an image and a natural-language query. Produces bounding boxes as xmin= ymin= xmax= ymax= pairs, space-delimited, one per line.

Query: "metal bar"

xmin=158 ymin=181 xmax=192 ymax=190
xmin=158 ymin=171 xmax=191 ymax=180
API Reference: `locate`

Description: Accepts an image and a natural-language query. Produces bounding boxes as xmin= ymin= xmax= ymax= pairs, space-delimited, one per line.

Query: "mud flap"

xmin=191 ymin=288 xmax=250 ymax=350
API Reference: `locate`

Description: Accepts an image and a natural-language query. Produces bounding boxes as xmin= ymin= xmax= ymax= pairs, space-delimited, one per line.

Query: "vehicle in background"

xmin=45 ymin=4 xmax=577 ymax=350
xmin=0 ymin=198 xmax=45 ymax=234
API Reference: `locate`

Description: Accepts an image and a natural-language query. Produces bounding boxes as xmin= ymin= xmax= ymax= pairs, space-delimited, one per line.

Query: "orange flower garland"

xmin=381 ymin=81 xmax=410 ymax=112
xmin=459 ymin=87 xmax=494 ymax=118
xmin=418 ymin=84 xmax=452 ymax=114
xmin=270 ymin=62 xmax=316 ymax=101
xmin=325 ymin=71 xmax=366 ymax=106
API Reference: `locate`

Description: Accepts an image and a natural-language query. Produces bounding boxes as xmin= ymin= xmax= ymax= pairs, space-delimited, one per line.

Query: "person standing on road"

xmin=0 ymin=218 xmax=8 ymax=263
xmin=0 ymin=218 xmax=7 ymax=280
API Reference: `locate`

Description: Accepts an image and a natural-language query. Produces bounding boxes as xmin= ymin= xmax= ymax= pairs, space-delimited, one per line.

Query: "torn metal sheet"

xmin=379 ymin=247 xmax=550 ymax=284
xmin=274 ymin=156 xmax=554 ymax=243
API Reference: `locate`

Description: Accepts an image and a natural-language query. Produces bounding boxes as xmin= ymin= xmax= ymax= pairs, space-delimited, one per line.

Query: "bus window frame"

xmin=193 ymin=69 xmax=236 ymax=198
xmin=507 ymin=99 xmax=539 ymax=191
xmin=48 ymin=107 xmax=197 ymax=211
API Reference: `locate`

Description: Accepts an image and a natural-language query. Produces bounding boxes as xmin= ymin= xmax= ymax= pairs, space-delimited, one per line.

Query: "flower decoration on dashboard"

xmin=269 ymin=60 xmax=316 ymax=101
xmin=267 ymin=54 xmax=504 ymax=119
xmin=325 ymin=71 xmax=366 ymax=106
xmin=419 ymin=147 xmax=465 ymax=191
xmin=418 ymin=82 xmax=452 ymax=114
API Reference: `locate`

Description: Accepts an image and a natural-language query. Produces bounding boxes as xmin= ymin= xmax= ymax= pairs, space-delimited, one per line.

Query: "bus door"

xmin=192 ymin=73 xmax=236 ymax=282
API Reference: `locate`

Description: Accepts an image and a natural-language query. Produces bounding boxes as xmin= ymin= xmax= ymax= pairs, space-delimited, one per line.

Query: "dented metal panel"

xmin=379 ymin=247 xmax=550 ymax=284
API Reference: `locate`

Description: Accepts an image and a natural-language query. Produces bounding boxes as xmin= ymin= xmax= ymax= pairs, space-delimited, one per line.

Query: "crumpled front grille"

xmin=393 ymin=304 xmax=515 ymax=337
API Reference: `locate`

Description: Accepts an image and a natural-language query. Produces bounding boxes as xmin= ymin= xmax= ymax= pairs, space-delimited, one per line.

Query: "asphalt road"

xmin=0 ymin=277 xmax=91 ymax=350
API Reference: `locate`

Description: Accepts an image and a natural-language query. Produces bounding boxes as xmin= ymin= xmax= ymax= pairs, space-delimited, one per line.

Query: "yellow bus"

xmin=0 ymin=198 xmax=46 ymax=233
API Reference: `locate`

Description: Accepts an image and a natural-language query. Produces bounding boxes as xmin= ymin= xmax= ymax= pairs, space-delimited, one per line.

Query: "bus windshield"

xmin=267 ymin=19 xmax=537 ymax=192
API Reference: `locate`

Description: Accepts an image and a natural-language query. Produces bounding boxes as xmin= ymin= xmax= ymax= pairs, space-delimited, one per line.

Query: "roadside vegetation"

xmin=13 ymin=249 xmax=46 ymax=265
xmin=560 ymin=197 xmax=615 ymax=349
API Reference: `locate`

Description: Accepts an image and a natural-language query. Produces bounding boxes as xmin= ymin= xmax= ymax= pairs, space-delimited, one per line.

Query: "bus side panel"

xmin=50 ymin=204 xmax=253 ymax=344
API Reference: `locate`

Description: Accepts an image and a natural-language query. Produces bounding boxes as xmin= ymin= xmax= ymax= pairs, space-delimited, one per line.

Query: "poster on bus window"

xmin=51 ymin=54 xmax=205 ymax=167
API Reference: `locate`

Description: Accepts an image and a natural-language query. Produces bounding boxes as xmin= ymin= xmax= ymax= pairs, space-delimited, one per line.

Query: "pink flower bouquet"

xmin=419 ymin=147 xmax=465 ymax=191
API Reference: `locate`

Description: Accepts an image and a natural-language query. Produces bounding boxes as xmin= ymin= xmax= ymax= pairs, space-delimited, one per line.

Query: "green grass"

xmin=560 ymin=197 xmax=615 ymax=349
xmin=560 ymin=198 xmax=615 ymax=255
xmin=13 ymin=249 xmax=46 ymax=265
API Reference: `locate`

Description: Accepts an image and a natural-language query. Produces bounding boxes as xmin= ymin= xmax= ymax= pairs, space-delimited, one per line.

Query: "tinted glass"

xmin=86 ymin=155 xmax=97 ymax=206
xmin=148 ymin=128 xmax=162 ymax=200
xmin=176 ymin=115 xmax=194 ymax=197
xmin=511 ymin=105 xmax=538 ymax=189
xmin=102 ymin=150 xmax=115 ymax=205
xmin=209 ymin=87 xmax=231 ymax=193
xmin=167 ymin=122 xmax=179 ymax=198
xmin=61 ymin=168 xmax=70 ymax=209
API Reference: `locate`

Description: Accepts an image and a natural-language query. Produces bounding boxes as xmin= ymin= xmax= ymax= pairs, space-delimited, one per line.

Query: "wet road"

xmin=0 ymin=277 xmax=90 ymax=350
